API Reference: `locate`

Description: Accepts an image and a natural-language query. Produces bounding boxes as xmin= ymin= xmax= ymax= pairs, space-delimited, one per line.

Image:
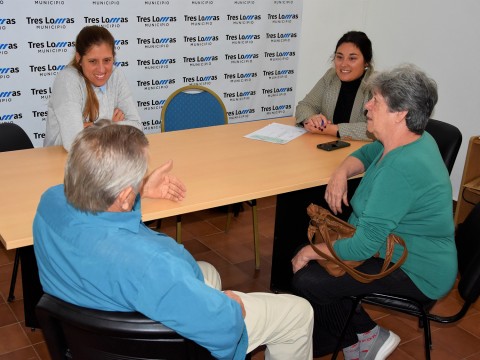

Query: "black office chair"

xmin=332 ymin=201 xmax=480 ymax=360
xmin=0 ymin=123 xmax=34 ymax=302
xmin=36 ymin=293 xmax=216 ymax=360
xmin=425 ymin=119 xmax=462 ymax=174
xmin=331 ymin=120 xmax=466 ymax=360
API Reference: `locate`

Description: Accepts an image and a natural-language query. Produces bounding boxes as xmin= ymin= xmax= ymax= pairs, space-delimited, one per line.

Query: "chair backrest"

xmin=161 ymin=85 xmax=228 ymax=132
xmin=0 ymin=123 xmax=34 ymax=152
xmin=36 ymin=293 xmax=214 ymax=360
xmin=455 ymin=203 xmax=480 ymax=303
xmin=425 ymin=119 xmax=462 ymax=174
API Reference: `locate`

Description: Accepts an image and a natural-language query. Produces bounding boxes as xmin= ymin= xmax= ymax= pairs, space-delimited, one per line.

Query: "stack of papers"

xmin=245 ymin=122 xmax=307 ymax=144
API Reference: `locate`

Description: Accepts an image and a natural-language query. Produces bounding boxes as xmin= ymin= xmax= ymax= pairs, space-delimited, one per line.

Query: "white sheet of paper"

xmin=244 ymin=123 xmax=307 ymax=144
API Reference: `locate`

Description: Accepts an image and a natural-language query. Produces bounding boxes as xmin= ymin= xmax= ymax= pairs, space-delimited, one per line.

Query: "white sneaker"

xmin=362 ymin=327 xmax=400 ymax=360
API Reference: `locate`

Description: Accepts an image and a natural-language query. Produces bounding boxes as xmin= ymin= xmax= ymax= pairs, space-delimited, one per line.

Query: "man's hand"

xmin=142 ymin=160 xmax=186 ymax=201
xmin=224 ymin=290 xmax=246 ymax=318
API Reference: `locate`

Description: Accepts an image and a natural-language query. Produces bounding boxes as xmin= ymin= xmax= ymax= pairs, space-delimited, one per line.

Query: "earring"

xmin=364 ymin=66 xmax=369 ymax=71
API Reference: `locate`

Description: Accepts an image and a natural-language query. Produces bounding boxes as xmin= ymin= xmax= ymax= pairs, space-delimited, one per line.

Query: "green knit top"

xmin=333 ymin=133 xmax=457 ymax=299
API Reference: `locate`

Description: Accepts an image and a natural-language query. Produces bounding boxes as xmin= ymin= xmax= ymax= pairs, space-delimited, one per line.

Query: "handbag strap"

xmin=307 ymin=211 xmax=408 ymax=284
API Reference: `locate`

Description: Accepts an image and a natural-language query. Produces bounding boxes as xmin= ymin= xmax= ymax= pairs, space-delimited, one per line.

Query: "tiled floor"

xmin=0 ymin=196 xmax=479 ymax=360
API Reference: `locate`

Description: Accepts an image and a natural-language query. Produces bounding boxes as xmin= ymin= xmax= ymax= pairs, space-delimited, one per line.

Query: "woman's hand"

xmin=292 ymin=245 xmax=316 ymax=273
xmin=292 ymin=243 xmax=332 ymax=273
xmin=303 ymin=114 xmax=329 ymax=133
xmin=142 ymin=160 xmax=187 ymax=201
xmin=325 ymin=168 xmax=349 ymax=215
xmin=325 ymin=157 xmax=365 ymax=214
xmin=112 ymin=108 xmax=125 ymax=122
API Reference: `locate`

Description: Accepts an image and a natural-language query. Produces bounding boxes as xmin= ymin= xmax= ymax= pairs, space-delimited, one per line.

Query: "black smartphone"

xmin=317 ymin=140 xmax=351 ymax=151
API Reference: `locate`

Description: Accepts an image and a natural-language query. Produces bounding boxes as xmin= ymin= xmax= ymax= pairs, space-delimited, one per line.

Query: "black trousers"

xmin=292 ymin=257 xmax=431 ymax=357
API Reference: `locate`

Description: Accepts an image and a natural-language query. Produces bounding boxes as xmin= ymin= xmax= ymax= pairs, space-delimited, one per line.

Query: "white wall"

xmin=296 ymin=0 xmax=480 ymax=199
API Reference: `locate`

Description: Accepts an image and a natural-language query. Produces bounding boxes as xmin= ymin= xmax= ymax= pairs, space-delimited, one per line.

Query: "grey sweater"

xmin=295 ymin=67 xmax=373 ymax=141
xmin=44 ymin=66 xmax=143 ymax=151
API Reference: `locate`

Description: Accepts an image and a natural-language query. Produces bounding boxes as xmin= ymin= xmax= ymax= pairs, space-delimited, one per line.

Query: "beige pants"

xmin=198 ymin=261 xmax=314 ymax=360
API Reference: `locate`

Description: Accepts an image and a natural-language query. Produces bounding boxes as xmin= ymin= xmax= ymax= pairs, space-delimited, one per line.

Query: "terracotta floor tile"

xmin=0 ymin=264 xmax=14 ymax=295
xmin=153 ymin=221 xmax=197 ymax=242
xmin=223 ymin=223 xmax=258 ymax=244
xmin=213 ymin=241 xmax=255 ymax=265
xmin=257 ymin=196 xmax=276 ymax=208
xmin=182 ymin=238 xmax=211 ymax=255
xmin=0 ymin=303 xmax=17 ymax=327
xmin=363 ymin=303 xmax=399 ymax=322
xmin=400 ymin=334 xmax=459 ymax=359
xmin=258 ymin=235 xmax=274 ymax=258
xmin=193 ymin=250 xmax=232 ymax=271
xmin=394 ymin=312 xmax=431 ymax=338
xmin=0 ymin=264 xmax=23 ymax=303
xmin=232 ymin=279 xmax=269 ymax=293
xmin=198 ymin=231 xmax=238 ymax=249
xmin=458 ymin=313 xmax=480 ymax=338
xmin=217 ymin=265 xmax=253 ymax=290
xmin=473 ymin=298 xmax=480 ymax=312
xmin=0 ymin=248 xmax=16 ymax=266
xmin=199 ymin=212 xmax=229 ymax=231
xmin=235 ymin=258 xmax=273 ymax=289
xmin=0 ymin=324 xmax=30 ymax=355
xmin=7 ymin=299 xmax=25 ymax=323
xmin=432 ymin=326 xmax=480 ymax=358
xmin=32 ymin=342 xmax=51 ymax=360
xmin=466 ymin=351 xmax=480 ymax=360
xmin=376 ymin=315 xmax=421 ymax=344
xmin=0 ymin=346 xmax=39 ymax=360
xmin=20 ymin=323 xmax=45 ymax=345
xmin=431 ymin=290 xmax=465 ymax=316
xmin=184 ymin=222 xmax=224 ymax=238
xmin=187 ymin=207 xmax=228 ymax=221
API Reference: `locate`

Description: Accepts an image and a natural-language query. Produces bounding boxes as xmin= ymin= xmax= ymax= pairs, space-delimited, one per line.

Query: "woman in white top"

xmin=44 ymin=25 xmax=142 ymax=151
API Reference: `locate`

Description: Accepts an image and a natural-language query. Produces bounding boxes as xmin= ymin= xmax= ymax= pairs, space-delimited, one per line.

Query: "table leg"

xmin=19 ymin=246 xmax=44 ymax=329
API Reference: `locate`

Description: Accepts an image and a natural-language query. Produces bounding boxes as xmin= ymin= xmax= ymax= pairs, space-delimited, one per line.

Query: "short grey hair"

xmin=368 ymin=64 xmax=438 ymax=134
xmin=64 ymin=120 xmax=149 ymax=213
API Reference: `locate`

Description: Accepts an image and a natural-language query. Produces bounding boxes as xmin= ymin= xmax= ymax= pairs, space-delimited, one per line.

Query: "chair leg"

xmin=8 ymin=249 xmax=20 ymax=302
xmin=248 ymin=200 xmax=260 ymax=270
xmin=176 ymin=215 xmax=182 ymax=244
xmin=331 ymin=297 xmax=360 ymax=359
xmin=422 ymin=315 xmax=432 ymax=360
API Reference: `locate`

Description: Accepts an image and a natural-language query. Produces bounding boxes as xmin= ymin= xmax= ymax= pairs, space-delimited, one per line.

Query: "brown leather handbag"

xmin=306 ymin=203 xmax=408 ymax=283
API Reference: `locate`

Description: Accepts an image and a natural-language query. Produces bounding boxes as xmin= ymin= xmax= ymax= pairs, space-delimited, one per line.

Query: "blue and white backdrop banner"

xmin=0 ymin=0 xmax=303 ymax=147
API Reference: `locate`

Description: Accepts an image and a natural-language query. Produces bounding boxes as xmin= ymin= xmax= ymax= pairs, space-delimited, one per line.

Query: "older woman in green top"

xmin=295 ymin=31 xmax=374 ymax=141
xmin=292 ymin=64 xmax=457 ymax=360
